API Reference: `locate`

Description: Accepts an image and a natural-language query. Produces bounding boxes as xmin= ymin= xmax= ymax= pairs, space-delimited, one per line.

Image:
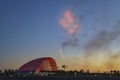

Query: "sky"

xmin=0 ymin=0 xmax=120 ymax=72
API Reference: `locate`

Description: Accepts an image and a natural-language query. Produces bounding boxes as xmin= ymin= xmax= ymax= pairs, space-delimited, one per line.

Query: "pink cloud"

xmin=64 ymin=10 xmax=74 ymax=23
xmin=60 ymin=19 xmax=68 ymax=28
xmin=59 ymin=9 xmax=79 ymax=35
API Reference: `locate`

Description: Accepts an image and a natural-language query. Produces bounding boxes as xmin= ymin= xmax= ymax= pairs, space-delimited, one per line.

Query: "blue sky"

xmin=0 ymin=0 xmax=120 ymax=71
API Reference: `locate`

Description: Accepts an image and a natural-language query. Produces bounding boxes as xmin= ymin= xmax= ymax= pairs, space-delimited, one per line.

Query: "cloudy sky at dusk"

xmin=0 ymin=0 xmax=120 ymax=72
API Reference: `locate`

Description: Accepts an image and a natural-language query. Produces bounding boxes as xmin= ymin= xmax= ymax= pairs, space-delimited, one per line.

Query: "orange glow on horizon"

xmin=56 ymin=52 xmax=120 ymax=72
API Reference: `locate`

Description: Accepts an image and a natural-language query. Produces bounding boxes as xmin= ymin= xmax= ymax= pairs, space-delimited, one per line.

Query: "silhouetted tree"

xmin=86 ymin=70 xmax=90 ymax=73
xmin=0 ymin=69 xmax=1 ymax=73
xmin=79 ymin=69 xmax=84 ymax=73
xmin=110 ymin=70 xmax=112 ymax=75
xmin=113 ymin=70 xmax=117 ymax=74
xmin=0 ymin=69 xmax=2 ymax=76
xmin=3 ymin=69 xmax=9 ymax=76
xmin=62 ymin=65 xmax=67 ymax=71
xmin=4 ymin=69 xmax=7 ymax=73
xmin=117 ymin=70 xmax=119 ymax=74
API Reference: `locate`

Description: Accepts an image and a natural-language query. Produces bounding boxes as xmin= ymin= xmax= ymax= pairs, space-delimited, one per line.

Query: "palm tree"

xmin=0 ymin=69 xmax=1 ymax=73
xmin=62 ymin=65 xmax=68 ymax=71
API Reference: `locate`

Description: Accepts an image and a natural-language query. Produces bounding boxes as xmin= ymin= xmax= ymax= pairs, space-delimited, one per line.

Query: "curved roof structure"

xmin=19 ymin=57 xmax=57 ymax=73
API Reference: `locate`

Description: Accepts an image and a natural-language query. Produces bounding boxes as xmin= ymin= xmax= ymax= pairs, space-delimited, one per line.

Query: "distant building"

xmin=18 ymin=57 xmax=57 ymax=74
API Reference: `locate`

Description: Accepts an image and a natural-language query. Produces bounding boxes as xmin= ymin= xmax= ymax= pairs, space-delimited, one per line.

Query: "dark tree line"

xmin=0 ymin=69 xmax=120 ymax=77
xmin=0 ymin=69 xmax=18 ymax=77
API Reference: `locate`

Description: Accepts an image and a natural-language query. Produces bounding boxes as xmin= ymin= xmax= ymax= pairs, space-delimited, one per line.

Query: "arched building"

xmin=19 ymin=57 xmax=57 ymax=73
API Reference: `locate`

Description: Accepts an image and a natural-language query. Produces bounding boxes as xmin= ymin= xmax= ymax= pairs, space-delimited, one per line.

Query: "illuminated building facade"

xmin=19 ymin=57 xmax=57 ymax=73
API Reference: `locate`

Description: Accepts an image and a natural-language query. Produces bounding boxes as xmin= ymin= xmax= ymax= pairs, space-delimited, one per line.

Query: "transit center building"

xmin=19 ymin=57 xmax=57 ymax=73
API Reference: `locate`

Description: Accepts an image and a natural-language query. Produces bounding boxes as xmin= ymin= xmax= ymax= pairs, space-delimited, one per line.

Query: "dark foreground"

xmin=0 ymin=76 xmax=120 ymax=80
xmin=1 ymin=70 xmax=120 ymax=80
